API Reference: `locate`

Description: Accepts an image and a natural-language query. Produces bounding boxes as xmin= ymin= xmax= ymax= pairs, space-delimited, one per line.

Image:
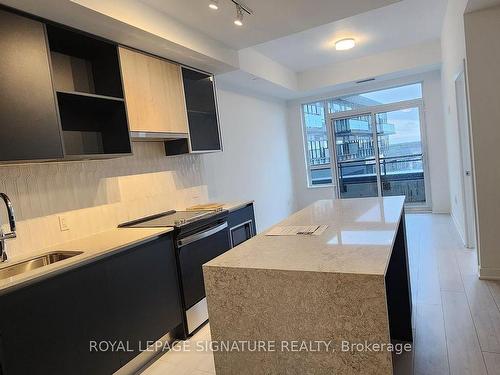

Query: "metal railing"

xmin=307 ymin=140 xmax=330 ymax=165
xmin=336 ymin=154 xmax=425 ymax=202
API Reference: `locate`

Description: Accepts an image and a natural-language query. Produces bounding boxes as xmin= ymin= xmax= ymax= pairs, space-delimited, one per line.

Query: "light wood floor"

xmin=142 ymin=213 xmax=500 ymax=375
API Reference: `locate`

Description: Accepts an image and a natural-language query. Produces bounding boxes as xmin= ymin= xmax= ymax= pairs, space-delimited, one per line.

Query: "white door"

xmin=455 ymin=68 xmax=477 ymax=248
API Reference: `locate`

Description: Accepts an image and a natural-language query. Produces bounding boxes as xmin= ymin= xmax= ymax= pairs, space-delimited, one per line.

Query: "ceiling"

xmin=466 ymin=0 xmax=500 ymax=12
xmin=1 ymin=0 xmax=447 ymax=98
xmin=140 ymin=0 xmax=400 ymax=49
xmin=253 ymin=0 xmax=447 ymax=72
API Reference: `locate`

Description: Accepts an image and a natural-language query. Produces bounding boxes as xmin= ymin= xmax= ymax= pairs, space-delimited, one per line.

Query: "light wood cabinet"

xmin=118 ymin=47 xmax=189 ymax=135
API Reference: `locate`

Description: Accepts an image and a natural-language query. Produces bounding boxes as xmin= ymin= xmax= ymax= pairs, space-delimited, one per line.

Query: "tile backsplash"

xmin=0 ymin=142 xmax=208 ymax=260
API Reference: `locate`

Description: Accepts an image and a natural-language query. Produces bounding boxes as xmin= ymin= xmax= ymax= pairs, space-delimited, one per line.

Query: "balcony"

xmin=338 ymin=154 xmax=425 ymax=203
xmin=310 ymin=154 xmax=426 ymax=204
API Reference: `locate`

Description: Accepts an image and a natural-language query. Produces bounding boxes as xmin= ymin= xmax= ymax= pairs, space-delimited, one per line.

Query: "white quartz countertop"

xmin=0 ymin=227 xmax=173 ymax=294
xmin=205 ymin=196 xmax=405 ymax=276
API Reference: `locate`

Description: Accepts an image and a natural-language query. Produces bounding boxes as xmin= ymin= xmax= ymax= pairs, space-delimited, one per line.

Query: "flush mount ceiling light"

xmin=335 ymin=38 xmax=356 ymax=51
xmin=234 ymin=4 xmax=244 ymax=26
xmin=209 ymin=0 xmax=219 ymax=10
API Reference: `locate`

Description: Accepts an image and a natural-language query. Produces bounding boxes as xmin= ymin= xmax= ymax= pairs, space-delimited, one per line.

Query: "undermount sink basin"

xmin=0 ymin=251 xmax=83 ymax=280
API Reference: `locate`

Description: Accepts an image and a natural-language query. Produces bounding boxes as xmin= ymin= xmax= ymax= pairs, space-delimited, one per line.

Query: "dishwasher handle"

xmin=177 ymin=222 xmax=228 ymax=248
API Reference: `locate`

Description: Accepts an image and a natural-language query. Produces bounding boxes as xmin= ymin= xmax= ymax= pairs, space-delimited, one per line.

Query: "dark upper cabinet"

xmin=0 ymin=8 xmax=131 ymax=163
xmin=46 ymin=24 xmax=132 ymax=158
xmin=0 ymin=7 xmax=224 ymax=162
xmin=0 ymin=9 xmax=63 ymax=162
xmin=173 ymin=67 xmax=222 ymax=153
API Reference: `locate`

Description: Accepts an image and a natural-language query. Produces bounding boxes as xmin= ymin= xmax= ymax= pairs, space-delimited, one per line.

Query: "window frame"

xmin=301 ymin=81 xmax=425 ymax=189
xmin=301 ymin=100 xmax=336 ymax=188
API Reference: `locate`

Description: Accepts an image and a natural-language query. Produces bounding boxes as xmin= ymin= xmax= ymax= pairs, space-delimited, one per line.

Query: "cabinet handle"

xmin=177 ymin=222 xmax=228 ymax=248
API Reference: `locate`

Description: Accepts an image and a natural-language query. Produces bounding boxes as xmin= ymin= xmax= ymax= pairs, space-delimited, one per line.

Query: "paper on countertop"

xmin=265 ymin=225 xmax=328 ymax=236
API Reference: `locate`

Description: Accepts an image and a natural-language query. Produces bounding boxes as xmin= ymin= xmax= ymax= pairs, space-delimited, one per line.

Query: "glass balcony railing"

xmin=379 ymin=154 xmax=425 ymax=202
xmin=337 ymin=154 xmax=425 ymax=203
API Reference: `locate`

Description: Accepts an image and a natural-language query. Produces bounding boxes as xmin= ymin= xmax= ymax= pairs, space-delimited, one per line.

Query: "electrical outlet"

xmin=58 ymin=215 xmax=70 ymax=231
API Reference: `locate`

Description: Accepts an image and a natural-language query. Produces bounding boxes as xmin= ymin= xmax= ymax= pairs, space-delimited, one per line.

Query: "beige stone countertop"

xmin=205 ymin=196 xmax=405 ymax=276
xmin=187 ymin=201 xmax=254 ymax=212
xmin=222 ymin=201 xmax=254 ymax=212
xmin=0 ymin=227 xmax=173 ymax=294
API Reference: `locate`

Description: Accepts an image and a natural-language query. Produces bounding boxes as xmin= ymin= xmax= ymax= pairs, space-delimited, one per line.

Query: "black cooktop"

xmin=119 ymin=209 xmax=228 ymax=230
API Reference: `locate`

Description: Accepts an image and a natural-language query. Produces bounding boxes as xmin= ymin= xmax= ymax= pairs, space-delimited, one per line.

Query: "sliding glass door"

xmin=333 ymin=114 xmax=379 ymax=198
xmin=331 ymin=104 xmax=428 ymax=206
xmin=376 ymin=107 xmax=426 ymax=203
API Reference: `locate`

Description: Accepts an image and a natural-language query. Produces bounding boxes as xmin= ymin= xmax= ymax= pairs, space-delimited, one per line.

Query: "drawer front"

xmin=178 ymin=225 xmax=231 ymax=309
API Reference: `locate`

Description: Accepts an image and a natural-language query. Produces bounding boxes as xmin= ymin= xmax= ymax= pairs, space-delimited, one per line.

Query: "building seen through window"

xmin=302 ymin=83 xmax=426 ymax=204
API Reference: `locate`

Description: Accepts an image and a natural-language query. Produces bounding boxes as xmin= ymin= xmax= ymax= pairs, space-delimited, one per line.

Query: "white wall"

xmin=440 ymin=0 xmax=469 ymax=242
xmin=299 ymin=40 xmax=442 ymax=93
xmin=464 ymin=5 xmax=500 ymax=278
xmin=286 ymin=70 xmax=450 ymax=213
xmin=0 ymin=143 xmax=209 ymax=261
xmin=423 ymin=70 xmax=451 ymax=213
xmin=0 ymin=87 xmax=295 ymax=260
xmin=202 ymin=87 xmax=295 ymax=232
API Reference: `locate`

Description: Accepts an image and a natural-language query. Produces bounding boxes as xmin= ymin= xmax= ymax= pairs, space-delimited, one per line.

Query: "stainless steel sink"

xmin=0 ymin=251 xmax=83 ymax=280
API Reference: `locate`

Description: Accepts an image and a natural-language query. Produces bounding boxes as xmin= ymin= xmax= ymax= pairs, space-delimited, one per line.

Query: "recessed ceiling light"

xmin=209 ymin=0 xmax=218 ymax=10
xmin=234 ymin=5 xmax=244 ymax=26
xmin=335 ymin=38 xmax=356 ymax=51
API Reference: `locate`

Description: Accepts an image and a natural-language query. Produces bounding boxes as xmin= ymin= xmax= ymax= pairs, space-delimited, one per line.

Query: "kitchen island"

xmin=203 ymin=196 xmax=412 ymax=374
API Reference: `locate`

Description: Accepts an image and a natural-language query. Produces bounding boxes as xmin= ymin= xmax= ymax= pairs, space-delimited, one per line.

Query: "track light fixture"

xmin=234 ymin=5 xmax=244 ymax=26
xmin=207 ymin=1 xmax=252 ymax=26
xmin=208 ymin=0 xmax=218 ymax=10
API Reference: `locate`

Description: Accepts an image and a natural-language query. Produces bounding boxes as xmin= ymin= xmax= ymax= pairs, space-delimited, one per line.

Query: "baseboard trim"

xmin=115 ymin=328 xmax=180 ymax=375
xmin=479 ymin=267 xmax=500 ymax=280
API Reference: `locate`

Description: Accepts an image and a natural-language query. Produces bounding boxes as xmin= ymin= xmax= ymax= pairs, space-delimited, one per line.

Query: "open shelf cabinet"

xmin=47 ymin=23 xmax=131 ymax=159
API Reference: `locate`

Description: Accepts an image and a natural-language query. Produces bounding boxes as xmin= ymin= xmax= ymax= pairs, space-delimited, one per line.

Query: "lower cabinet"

xmin=106 ymin=236 xmax=183 ymax=366
xmin=0 ymin=234 xmax=183 ymax=375
xmin=228 ymin=203 xmax=256 ymax=248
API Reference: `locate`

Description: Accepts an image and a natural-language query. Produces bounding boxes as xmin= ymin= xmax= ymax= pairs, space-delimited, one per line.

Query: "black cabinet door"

xmin=0 ymin=260 xmax=119 ymax=375
xmin=0 ymin=10 xmax=63 ymax=162
xmin=228 ymin=204 xmax=256 ymax=248
xmin=0 ymin=235 xmax=184 ymax=375
xmin=178 ymin=225 xmax=231 ymax=309
xmin=230 ymin=221 xmax=254 ymax=247
xmin=182 ymin=67 xmax=221 ymax=152
xmin=106 ymin=236 xmax=184 ymax=365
